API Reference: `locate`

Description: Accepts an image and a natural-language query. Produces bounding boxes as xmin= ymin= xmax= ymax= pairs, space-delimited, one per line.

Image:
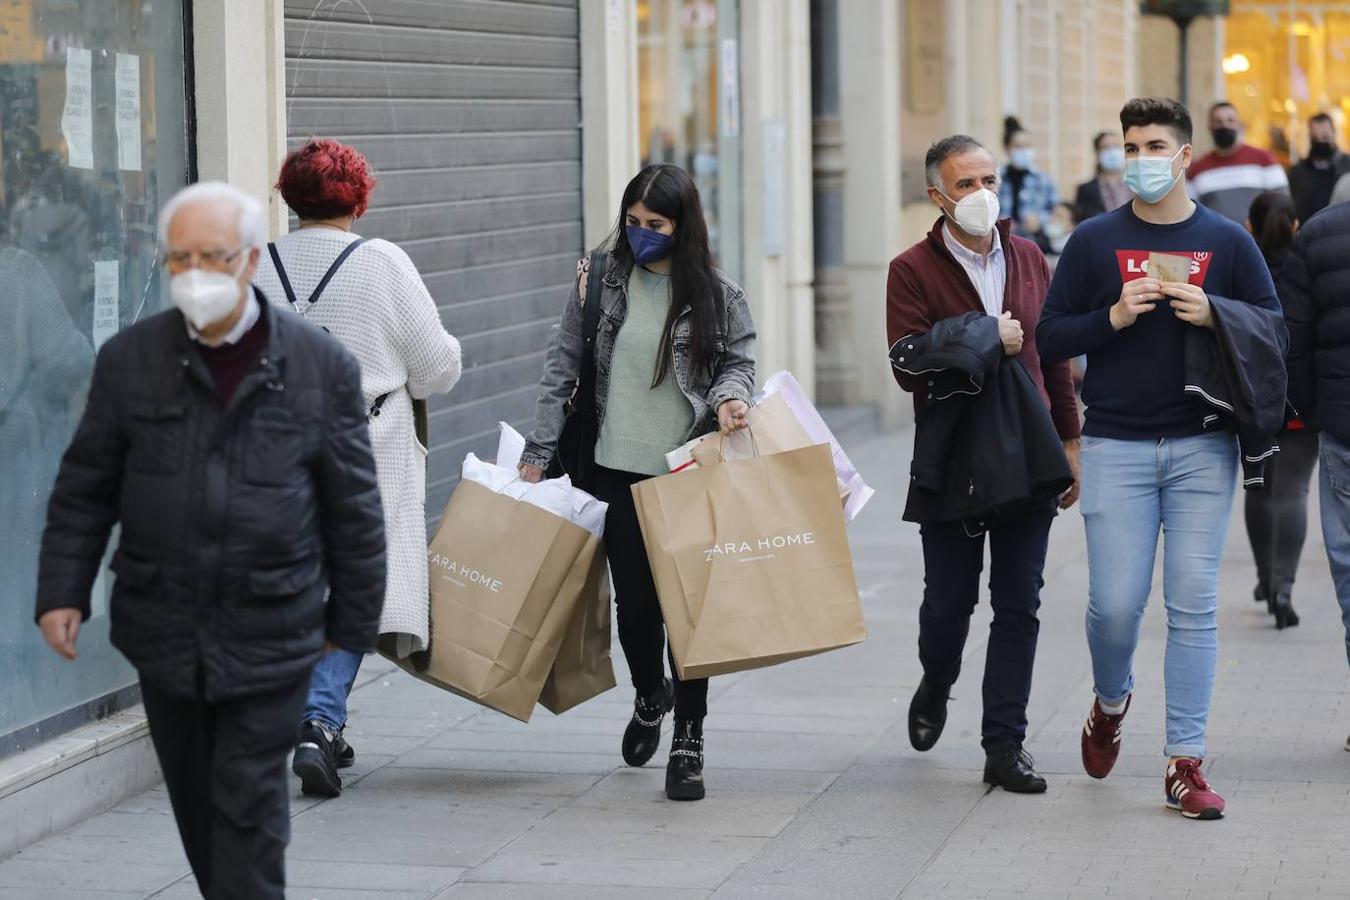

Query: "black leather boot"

xmin=622 ymin=679 xmax=673 ymax=767
xmin=983 ymin=745 xmax=1047 ymax=794
xmin=666 ymin=718 xmax=705 ymax=801
xmin=1273 ymin=594 xmax=1300 ymax=630
xmin=908 ymin=677 xmax=950 ymax=752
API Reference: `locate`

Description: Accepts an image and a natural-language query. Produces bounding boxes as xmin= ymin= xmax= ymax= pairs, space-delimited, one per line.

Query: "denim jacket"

xmin=521 ymin=252 xmax=757 ymax=471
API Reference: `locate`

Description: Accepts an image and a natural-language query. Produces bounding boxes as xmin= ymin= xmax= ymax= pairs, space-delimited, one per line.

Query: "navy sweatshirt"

xmin=1037 ymin=202 xmax=1279 ymax=440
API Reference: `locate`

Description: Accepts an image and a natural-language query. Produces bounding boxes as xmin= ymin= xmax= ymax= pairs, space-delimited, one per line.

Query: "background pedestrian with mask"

xmin=518 ymin=164 xmax=756 ymax=802
xmin=1190 ymin=101 xmax=1289 ymax=224
xmin=1000 ymin=116 xmax=1059 ymax=248
xmin=1076 ymin=131 xmax=1133 ymax=220
xmin=1290 ymin=113 xmax=1350 ymax=224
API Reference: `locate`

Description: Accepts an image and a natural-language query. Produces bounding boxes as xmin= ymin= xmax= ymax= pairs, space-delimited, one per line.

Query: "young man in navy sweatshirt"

xmin=1037 ymin=98 xmax=1280 ymax=821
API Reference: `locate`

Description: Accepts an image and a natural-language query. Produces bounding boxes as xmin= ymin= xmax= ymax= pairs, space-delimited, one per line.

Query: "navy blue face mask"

xmin=626 ymin=225 xmax=674 ymax=264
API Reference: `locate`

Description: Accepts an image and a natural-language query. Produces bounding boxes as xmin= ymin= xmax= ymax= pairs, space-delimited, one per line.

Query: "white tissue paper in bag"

xmin=464 ymin=424 xmax=609 ymax=537
xmin=759 ymin=370 xmax=874 ymax=523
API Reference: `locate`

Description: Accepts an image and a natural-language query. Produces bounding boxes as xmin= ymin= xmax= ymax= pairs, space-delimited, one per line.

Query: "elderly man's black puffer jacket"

xmin=36 ymin=293 xmax=386 ymax=700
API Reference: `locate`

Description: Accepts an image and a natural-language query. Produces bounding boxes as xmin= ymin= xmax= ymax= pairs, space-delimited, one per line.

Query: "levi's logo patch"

xmin=1115 ymin=250 xmax=1212 ymax=286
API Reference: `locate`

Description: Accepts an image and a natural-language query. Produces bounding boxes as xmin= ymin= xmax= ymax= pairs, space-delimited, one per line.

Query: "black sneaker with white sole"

xmin=293 ymin=720 xmax=345 ymax=797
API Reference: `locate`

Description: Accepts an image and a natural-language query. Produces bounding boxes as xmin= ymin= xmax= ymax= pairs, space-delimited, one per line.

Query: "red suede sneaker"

xmin=1165 ymin=758 xmax=1225 ymax=820
xmin=1081 ymin=696 xmax=1130 ymax=779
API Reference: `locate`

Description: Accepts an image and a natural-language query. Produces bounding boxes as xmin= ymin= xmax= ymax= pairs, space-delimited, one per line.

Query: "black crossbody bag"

xmin=547 ymin=250 xmax=607 ymax=488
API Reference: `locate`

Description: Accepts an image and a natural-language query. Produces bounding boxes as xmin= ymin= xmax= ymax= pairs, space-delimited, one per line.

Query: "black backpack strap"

xmin=368 ymin=390 xmax=392 ymax=419
xmin=267 ymin=243 xmax=299 ymax=307
xmin=306 ymin=237 xmax=368 ymax=307
xmin=579 ymin=250 xmax=606 ymax=364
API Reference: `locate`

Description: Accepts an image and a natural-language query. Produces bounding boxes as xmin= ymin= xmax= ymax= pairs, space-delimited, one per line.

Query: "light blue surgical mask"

xmin=1123 ymin=146 xmax=1187 ymax=204
xmin=1098 ymin=147 xmax=1126 ymax=172
xmin=1009 ymin=148 xmax=1035 ymax=170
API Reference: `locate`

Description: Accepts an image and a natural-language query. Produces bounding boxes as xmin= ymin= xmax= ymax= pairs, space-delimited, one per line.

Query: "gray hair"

xmin=157 ymin=181 xmax=267 ymax=251
xmin=925 ymin=135 xmax=986 ymax=193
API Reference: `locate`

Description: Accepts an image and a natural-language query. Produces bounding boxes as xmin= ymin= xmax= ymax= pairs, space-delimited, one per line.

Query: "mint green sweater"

xmin=594 ymin=266 xmax=694 ymax=476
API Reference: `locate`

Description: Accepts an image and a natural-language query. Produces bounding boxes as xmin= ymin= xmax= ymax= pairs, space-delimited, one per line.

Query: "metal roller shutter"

xmin=282 ymin=0 xmax=583 ymax=526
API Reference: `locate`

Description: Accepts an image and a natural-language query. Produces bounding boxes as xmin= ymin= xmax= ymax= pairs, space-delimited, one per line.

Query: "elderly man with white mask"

xmin=34 ymin=182 xmax=386 ymax=899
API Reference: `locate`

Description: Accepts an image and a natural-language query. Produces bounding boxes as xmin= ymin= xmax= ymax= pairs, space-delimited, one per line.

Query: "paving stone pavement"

xmin=3 ymin=423 xmax=1350 ymax=899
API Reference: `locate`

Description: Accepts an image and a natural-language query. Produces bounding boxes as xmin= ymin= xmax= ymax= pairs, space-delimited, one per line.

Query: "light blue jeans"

xmin=304 ymin=648 xmax=364 ymax=734
xmin=1079 ymin=432 xmax=1238 ymax=759
xmin=1318 ymin=433 xmax=1350 ymax=667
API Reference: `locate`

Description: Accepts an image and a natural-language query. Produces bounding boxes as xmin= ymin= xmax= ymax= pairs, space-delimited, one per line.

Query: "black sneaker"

xmin=622 ymin=679 xmax=673 ymax=767
xmin=665 ymin=718 xmax=705 ymax=801
xmin=293 ymin=720 xmax=343 ymax=797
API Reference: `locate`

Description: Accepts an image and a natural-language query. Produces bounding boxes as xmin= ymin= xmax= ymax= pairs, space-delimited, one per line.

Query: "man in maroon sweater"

xmin=886 ymin=135 xmax=1081 ymax=793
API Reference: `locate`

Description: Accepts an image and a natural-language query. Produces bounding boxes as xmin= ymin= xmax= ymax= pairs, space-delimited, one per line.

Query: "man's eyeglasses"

xmin=162 ymin=247 xmax=245 ymax=272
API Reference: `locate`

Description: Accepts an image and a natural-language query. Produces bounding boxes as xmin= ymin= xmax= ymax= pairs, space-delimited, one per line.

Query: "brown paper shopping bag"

xmin=633 ymin=442 xmax=866 ymax=680
xmin=537 ymin=547 xmax=615 ymax=714
xmin=689 ymin=395 xmax=851 ymax=505
xmin=380 ymin=479 xmax=600 ymax=722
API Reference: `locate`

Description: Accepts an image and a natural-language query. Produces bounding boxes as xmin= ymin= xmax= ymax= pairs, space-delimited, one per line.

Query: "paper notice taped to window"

xmin=93 ymin=260 xmax=120 ymax=351
xmin=61 ymin=47 xmax=93 ymax=170
xmin=115 ymin=53 xmax=141 ymax=172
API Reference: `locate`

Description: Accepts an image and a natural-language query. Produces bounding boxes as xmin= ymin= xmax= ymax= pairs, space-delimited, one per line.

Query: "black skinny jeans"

xmin=1244 ymin=427 xmax=1319 ymax=603
xmin=590 ymin=465 xmax=709 ymax=720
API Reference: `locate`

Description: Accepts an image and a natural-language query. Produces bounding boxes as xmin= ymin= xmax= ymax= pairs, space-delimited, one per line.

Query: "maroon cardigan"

xmin=886 ymin=216 xmax=1081 ymax=441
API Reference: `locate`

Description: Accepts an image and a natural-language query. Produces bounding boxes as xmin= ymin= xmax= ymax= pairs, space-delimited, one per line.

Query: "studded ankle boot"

xmin=622 ymin=679 xmax=673 ymax=767
xmin=665 ymin=717 xmax=705 ymax=801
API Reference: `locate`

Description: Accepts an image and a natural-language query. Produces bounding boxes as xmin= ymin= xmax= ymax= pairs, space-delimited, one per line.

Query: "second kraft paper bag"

xmin=632 ymin=442 xmax=866 ymax=680
xmin=383 ymin=474 xmax=601 ymax=722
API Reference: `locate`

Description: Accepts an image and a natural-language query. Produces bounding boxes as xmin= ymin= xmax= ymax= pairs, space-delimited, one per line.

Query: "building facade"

xmin=0 ymin=0 xmax=815 ymax=768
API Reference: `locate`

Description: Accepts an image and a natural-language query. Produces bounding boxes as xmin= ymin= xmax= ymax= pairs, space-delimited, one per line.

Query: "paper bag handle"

xmin=716 ymin=425 xmax=761 ymax=462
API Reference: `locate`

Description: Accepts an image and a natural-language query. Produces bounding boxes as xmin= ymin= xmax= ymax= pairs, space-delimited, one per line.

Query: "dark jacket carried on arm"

xmin=885 ymin=216 xmax=1078 ymax=529
xmin=891 ymin=313 xmax=1073 ymax=524
xmin=1278 ymin=201 xmax=1350 ymax=444
xmin=36 ymin=294 xmax=386 ymax=701
xmin=1182 ymin=294 xmax=1290 ymax=488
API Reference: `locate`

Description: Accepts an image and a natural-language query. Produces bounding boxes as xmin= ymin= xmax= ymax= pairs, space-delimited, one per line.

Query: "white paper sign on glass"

xmin=92 ymin=260 xmax=120 ymax=351
xmin=61 ymin=47 xmax=94 ymax=169
xmin=115 ymin=53 xmax=142 ymax=172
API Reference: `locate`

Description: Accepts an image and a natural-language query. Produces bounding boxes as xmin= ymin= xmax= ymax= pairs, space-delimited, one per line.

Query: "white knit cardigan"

xmin=254 ymin=228 xmax=461 ymax=654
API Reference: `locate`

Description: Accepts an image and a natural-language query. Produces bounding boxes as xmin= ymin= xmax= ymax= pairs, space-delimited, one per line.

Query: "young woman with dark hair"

xmin=520 ymin=164 xmax=757 ymax=801
xmin=1245 ymin=190 xmax=1314 ymax=629
xmin=254 ymin=139 xmax=463 ymax=798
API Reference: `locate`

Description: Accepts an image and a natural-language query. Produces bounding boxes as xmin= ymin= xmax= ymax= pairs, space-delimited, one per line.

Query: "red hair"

xmin=276 ymin=139 xmax=376 ymax=220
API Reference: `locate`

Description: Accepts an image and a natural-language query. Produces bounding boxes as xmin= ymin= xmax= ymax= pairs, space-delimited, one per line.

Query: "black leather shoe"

xmin=665 ymin=718 xmax=705 ymax=801
xmin=1273 ymin=594 xmax=1300 ymax=630
xmin=622 ymin=679 xmax=673 ymax=767
xmin=908 ymin=677 xmax=949 ymax=752
xmin=293 ymin=720 xmax=343 ymax=798
xmin=983 ymin=745 xmax=1047 ymax=794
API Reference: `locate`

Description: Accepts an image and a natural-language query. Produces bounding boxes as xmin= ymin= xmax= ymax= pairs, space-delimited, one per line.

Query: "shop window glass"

xmin=637 ymin=0 xmax=741 ymax=280
xmin=0 ymin=0 xmax=189 ymax=754
xmin=1225 ymin=1 xmax=1350 ymax=161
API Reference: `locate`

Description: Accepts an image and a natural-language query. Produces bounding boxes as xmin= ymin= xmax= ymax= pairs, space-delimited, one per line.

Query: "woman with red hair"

xmin=255 ymin=138 xmax=462 ymax=799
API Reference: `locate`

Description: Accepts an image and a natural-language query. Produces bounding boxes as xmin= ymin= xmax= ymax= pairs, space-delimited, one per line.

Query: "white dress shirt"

xmin=942 ymin=221 xmax=1007 ymax=317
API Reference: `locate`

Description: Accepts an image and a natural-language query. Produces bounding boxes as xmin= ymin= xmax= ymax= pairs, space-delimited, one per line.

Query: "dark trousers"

xmin=591 ymin=465 xmax=709 ymax=720
xmin=1244 ymin=427 xmax=1319 ymax=602
xmin=918 ymin=502 xmax=1055 ymax=752
xmin=141 ymin=675 xmax=310 ymax=900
